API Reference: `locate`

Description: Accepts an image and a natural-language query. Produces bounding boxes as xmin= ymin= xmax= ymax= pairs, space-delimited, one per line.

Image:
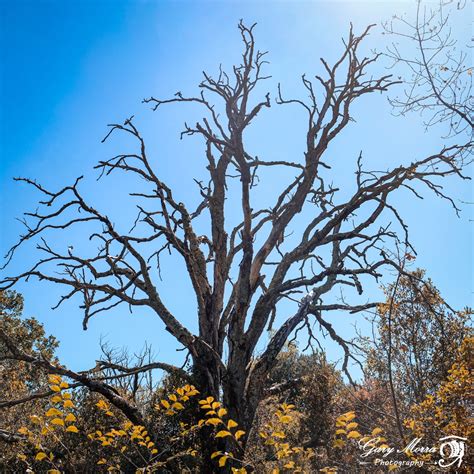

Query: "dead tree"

xmin=1 ymin=21 xmax=471 ymax=441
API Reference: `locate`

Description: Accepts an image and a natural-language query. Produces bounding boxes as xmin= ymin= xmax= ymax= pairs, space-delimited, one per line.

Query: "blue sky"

xmin=0 ymin=0 xmax=472 ymax=375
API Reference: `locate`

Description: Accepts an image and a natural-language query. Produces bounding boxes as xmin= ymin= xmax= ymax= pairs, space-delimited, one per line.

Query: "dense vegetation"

xmin=1 ymin=274 xmax=472 ymax=472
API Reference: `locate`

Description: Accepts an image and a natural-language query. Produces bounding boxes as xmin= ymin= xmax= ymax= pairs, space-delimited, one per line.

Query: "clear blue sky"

xmin=1 ymin=0 xmax=472 ymax=374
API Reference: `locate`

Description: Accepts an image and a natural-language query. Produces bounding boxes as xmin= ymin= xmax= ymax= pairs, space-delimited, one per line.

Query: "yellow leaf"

xmin=50 ymin=385 xmax=61 ymax=392
xmin=371 ymin=427 xmax=383 ymax=436
xmin=63 ymin=400 xmax=75 ymax=409
xmin=30 ymin=415 xmax=42 ymax=424
xmin=96 ymin=400 xmax=108 ymax=410
xmin=217 ymin=408 xmax=227 ymax=417
xmin=347 ymin=431 xmax=361 ymax=439
xmin=279 ymin=415 xmax=292 ymax=423
xmin=219 ymin=455 xmax=228 ymax=467
xmin=51 ymin=395 xmax=62 ymax=404
xmin=48 ymin=375 xmax=61 ymax=384
xmin=65 ymin=413 xmax=76 ymax=422
xmin=171 ymin=402 xmax=184 ymax=410
xmin=48 ymin=471 xmax=61 ymax=474
xmin=206 ymin=418 xmax=223 ymax=426
xmin=62 ymin=392 xmax=72 ymax=400
xmin=227 ymin=419 xmax=238 ymax=429
xmin=340 ymin=411 xmax=356 ymax=421
xmin=284 ymin=461 xmax=295 ymax=469
xmin=215 ymin=430 xmax=232 ymax=438
xmin=97 ymin=458 xmax=107 ymax=465
xmin=35 ymin=452 xmax=48 ymax=461
xmin=211 ymin=451 xmax=222 ymax=459
xmin=46 ymin=408 xmax=62 ymax=417
xmin=335 ymin=429 xmax=346 ymax=435
xmin=17 ymin=454 xmax=27 ymax=461
xmin=160 ymin=399 xmax=170 ymax=409
xmin=235 ymin=430 xmax=245 ymax=440
xmin=66 ymin=425 xmax=79 ymax=433
xmin=272 ymin=431 xmax=286 ymax=439
xmin=333 ymin=439 xmax=345 ymax=448
xmin=51 ymin=418 xmax=65 ymax=426
xmin=169 ymin=394 xmax=177 ymax=402
xmin=60 ymin=381 xmax=69 ymax=389
xmin=346 ymin=422 xmax=358 ymax=430
xmin=388 ymin=465 xmax=398 ymax=471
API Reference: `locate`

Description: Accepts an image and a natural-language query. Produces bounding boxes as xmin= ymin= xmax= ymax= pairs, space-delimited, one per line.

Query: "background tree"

xmin=0 ymin=291 xmax=58 ymax=441
xmin=366 ymin=269 xmax=472 ymax=406
xmin=404 ymin=336 xmax=473 ymax=473
xmin=383 ymin=0 xmax=473 ymax=137
xmin=0 ymin=17 xmax=471 ymax=452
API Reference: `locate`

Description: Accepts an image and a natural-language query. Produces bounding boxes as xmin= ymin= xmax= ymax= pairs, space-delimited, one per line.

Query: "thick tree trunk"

xmin=223 ymin=359 xmax=264 ymax=446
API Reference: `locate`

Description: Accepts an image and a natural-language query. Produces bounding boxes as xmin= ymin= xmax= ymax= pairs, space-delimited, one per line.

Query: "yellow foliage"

xmin=333 ymin=439 xmax=345 ymax=448
xmin=45 ymin=408 xmax=62 ymax=417
xmin=206 ymin=417 xmax=223 ymax=426
xmin=227 ymin=419 xmax=238 ymax=429
xmin=48 ymin=375 xmax=61 ymax=385
xmin=218 ymin=455 xmax=229 ymax=467
xmin=35 ymin=452 xmax=48 ymax=461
